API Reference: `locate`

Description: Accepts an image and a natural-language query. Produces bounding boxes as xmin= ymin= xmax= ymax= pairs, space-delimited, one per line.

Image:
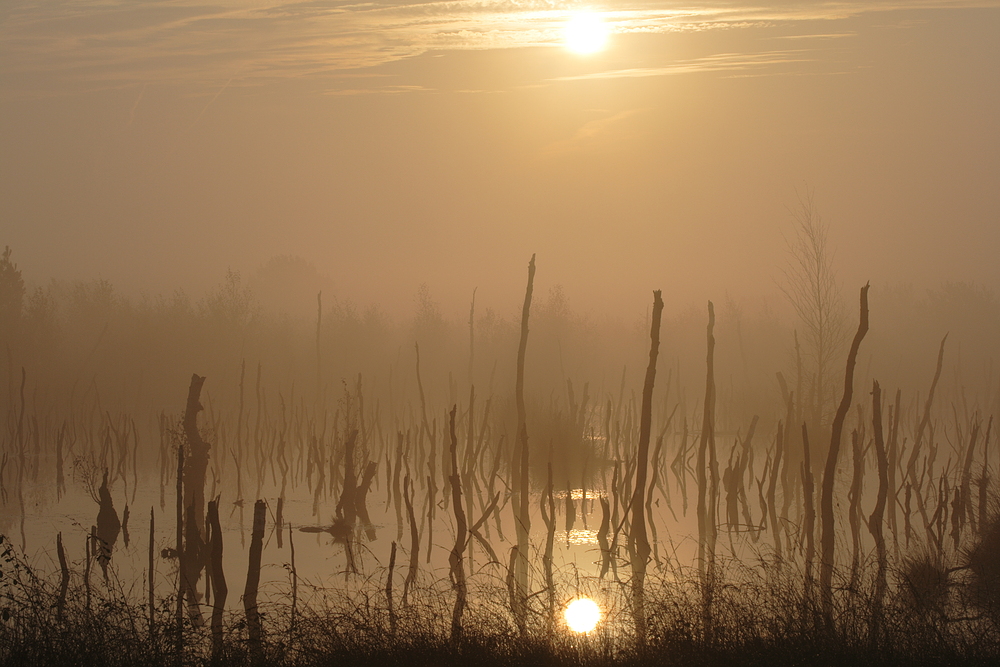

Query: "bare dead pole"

xmin=801 ymin=424 xmax=816 ymax=611
xmin=505 ymin=545 xmax=519 ymax=626
xmin=252 ymin=364 xmax=264 ymax=511
xmin=316 ymin=291 xmax=322 ymax=400
xmin=913 ymin=428 xmax=935 ymax=547
xmin=906 ymin=335 xmax=948 ymax=488
xmin=448 ymin=406 xmax=468 ymax=643
xmin=931 ymin=472 xmax=948 ymax=558
xmin=276 ymin=496 xmax=284 ymax=550
xmin=887 ymin=389 xmax=901 ymax=553
xmin=289 ymin=524 xmax=297 ymax=632
xmin=513 ymin=253 xmax=535 ymax=635
xmin=628 ymin=289 xmax=662 ymax=645
xmin=182 ymin=375 xmax=209 ymax=535
xmin=779 ymin=406 xmax=798 ymax=554
xmin=336 ymin=429 xmax=359 ymax=527
xmin=131 ymin=418 xmax=139 ymax=508
xmin=180 ymin=375 xmax=210 ymax=620
xmin=244 ymin=499 xmax=266 ymax=662
xmin=56 ymin=531 xmax=69 ymax=621
xmin=402 ymin=475 xmax=419 ymax=605
xmin=903 ymin=481 xmax=913 ymax=548
xmin=794 ymin=332 xmax=804 ymax=432
xmin=463 ymin=393 xmax=481 ymax=569
xmin=415 ymin=342 xmax=431 ymax=454
xmin=542 ymin=460 xmax=556 ymax=637
xmin=468 ymin=287 xmax=476 ymax=386
xmin=425 ymin=456 xmax=436 ymax=566
xmin=386 ymin=541 xmax=397 ymax=636
xmin=731 ymin=416 xmax=758 ymax=541
xmin=236 ymin=360 xmax=246 ymax=509
xmin=455 ymin=496 xmax=495 ymax=576
xmin=957 ymin=415 xmax=981 ymax=546
xmin=158 ymin=414 xmax=169 ymax=511
xmin=96 ymin=469 xmax=121 ymax=580
xmin=696 ymin=312 xmax=711 ymax=564
xmin=820 ymin=283 xmax=869 ymax=631
xmin=175 ymin=445 xmax=184 ymax=657
xmin=392 ymin=433 xmax=404 ymax=541
xmin=848 ymin=429 xmax=865 ymax=590
xmin=207 ymin=499 xmax=227 ymax=658
xmin=184 ymin=505 xmax=205 ymax=625
xmin=697 ymin=301 xmax=717 ymax=640
xmin=86 ymin=526 xmax=94 ymax=611
xmin=148 ymin=508 xmax=156 ymax=639
xmin=414 ymin=343 xmax=438 ymax=561
xmin=767 ymin=425 xmax=785 ymax=562
xmin=868 ymin=381 xmax=888 ymax=647
xmin=978 ymin=417 xmax=993 ymax=539
xmin=487 ymin=434 xmax=506 ymax=542
xmin=56 ymin=423 xmax=65 ymax=502
xmin=16 ymin=368 xmax=25 ymax=549
xmin=356 ymin=460 xmax=379 ymax=540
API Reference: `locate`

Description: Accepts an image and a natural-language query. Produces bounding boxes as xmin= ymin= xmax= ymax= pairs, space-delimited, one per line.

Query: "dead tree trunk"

xmin=402 ymin=475 xmax=419 ymax=605
xmin=182 ymin=375 xmax=209 ymax=535
xmin=802 ymin=424 xmax=816 ymax=613
xmin=905 ymin=335 xmax=947 ymax=487
xmin=56 ymin=532 xmax=69 ymax=620
xmin=448 ymin=406 xmax=468 ymax=643
xmin=697 ymin=301 xmax=717 ymax=640
xmin=819 ymin=283 xmax=869 ymax=630
xmin=174 ymin=446 xmax=184 ymax=657
xmin=208 ymin=499 xmax=227 ymax=657
xmin=181 ymin=374 xmax=209 ymax=615
xmin=629 ymin=289 xmax=663 ymax=645
xmin=387 ymin=541 xmax=397 ymax=636
xmin=148 ymin=508 xmax=155 ymax=639
xmin=868 ymin=381 xmax=888 ymax=647
xmin=513 ymin=254 xmax=535 ymax=635
xmin=542 ymin=460 xmax=556 ymax=637
xmin=244 ymin=499 xmax=267 ymax=661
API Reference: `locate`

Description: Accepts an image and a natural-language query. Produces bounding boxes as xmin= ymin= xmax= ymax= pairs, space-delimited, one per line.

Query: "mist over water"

xmin=2 ymin=236 xmax=1000 ymax=663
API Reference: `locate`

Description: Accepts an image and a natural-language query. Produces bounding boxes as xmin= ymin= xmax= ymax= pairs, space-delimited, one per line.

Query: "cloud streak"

xmin=549 ymin=49 xmax=814 ymax=81
xmin=1 ymin=1 xmax=994 ymax=96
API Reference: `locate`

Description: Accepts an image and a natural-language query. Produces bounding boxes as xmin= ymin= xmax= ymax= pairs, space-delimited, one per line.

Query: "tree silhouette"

xmin=0 ymin=246 xmax=25 ymax=344
xmin=780 ymin=193 xmax=847 ymax=432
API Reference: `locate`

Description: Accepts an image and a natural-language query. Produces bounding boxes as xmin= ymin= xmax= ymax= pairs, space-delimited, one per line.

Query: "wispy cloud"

xmin=1 ymin=1 xmax=993 ymax=96
xmin=549 ymin=49 xmax=814 ymax=81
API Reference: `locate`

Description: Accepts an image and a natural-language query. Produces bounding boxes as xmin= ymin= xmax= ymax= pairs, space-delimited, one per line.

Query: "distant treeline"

xmin=1 ymin=247 xmax=998 ymax=435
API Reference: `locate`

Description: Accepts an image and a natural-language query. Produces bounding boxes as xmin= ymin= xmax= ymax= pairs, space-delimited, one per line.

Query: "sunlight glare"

xmin=564 ymin=597 xmax=601 ymax=633
xmin=564 ymin=12 xmax=609 ymax=54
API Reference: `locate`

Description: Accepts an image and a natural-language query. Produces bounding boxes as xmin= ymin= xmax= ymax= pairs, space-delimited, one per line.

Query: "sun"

xmin=563 ymin=12 xmax=609 ymax=55
xmin=564 ymin=597 xmax=602 ymax=633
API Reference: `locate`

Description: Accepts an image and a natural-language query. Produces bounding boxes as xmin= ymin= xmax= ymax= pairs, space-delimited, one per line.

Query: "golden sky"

xmin=2 ymin=1 xmax=998 ymax=316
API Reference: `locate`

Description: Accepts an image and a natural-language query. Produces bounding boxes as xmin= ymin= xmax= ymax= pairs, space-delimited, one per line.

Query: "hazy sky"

xmin=2 ymin=1 xmax=998 ymax=318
